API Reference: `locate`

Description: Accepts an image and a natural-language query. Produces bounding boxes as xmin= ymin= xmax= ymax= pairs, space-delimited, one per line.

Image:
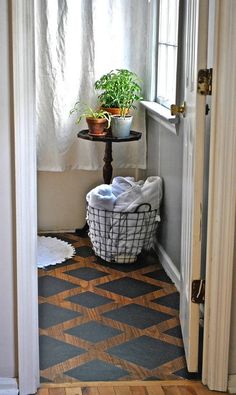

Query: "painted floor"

xmin=38 ymin=233 xmax=200 ymax=383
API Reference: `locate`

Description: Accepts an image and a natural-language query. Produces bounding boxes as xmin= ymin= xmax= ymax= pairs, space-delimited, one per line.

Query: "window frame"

xmin=141 ymin=0 xmax=184 ymax=133
xmin=156 ymin=0 xmax=181 ymax=109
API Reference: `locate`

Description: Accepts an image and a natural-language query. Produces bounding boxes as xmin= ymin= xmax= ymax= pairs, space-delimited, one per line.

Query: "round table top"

xmin=77 ymin=129 xmax=142 ymax=143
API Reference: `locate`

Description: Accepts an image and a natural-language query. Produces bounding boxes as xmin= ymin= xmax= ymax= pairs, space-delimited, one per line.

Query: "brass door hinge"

xmin=191 ymin=279 xmax=205 ymax=304
xmin=197 ymin=68 xmax=213 ymax=95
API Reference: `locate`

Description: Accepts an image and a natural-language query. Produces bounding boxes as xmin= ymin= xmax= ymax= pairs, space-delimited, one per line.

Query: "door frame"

xmin=202 ymin=0 xmax=236 ymax=391
xmin=11 ymin=1 xmax=39 ymax=394
xmin=12 ymin=0 xmax=235 ymax=393
xmin=179 ymin=0 xmax=209 ymax=372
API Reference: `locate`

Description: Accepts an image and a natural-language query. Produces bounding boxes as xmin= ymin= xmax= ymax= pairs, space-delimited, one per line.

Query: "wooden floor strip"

xmin=114 ymin=386 xmax=133 ymax=395
xmin=65 ymin=388 xmax=83 ymax=395
xmin=130 ymin=386 xmax=148 ymax=395
xmin=37 ymin=381 xmax=229 ymax=394
xmin=49 ymin=389 xmax=66 ymax=395
xmin=82 ymin=388 xmax=99 ymax=395
xmin=98 ymin=387 xmax=116 ymax=395
xmin=146 ymin=385 xmax=164 ymax=395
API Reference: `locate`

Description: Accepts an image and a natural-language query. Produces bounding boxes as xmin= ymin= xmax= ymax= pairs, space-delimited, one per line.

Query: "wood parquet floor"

xmin=38 ymin=233 xmax=200 ymax=384
xmin=37 ymin=381 xmax=227 ymax=394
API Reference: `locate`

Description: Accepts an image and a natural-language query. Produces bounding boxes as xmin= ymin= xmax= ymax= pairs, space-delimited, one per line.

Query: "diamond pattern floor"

xmin=38 ymin=232 xmax=200 ymax=383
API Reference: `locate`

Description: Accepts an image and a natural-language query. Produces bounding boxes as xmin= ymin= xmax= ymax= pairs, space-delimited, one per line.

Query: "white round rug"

xmin=37 ymin=236 xmax=76 ymax=268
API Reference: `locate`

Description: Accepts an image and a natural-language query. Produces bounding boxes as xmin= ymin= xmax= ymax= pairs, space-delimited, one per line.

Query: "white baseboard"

xmin=228 ymin=375 xmax=236 ymax=393
xmin=154 ymin=241 xmax=181 ymax=291
xmin=0 ymin=378 xmax=18 ymax=395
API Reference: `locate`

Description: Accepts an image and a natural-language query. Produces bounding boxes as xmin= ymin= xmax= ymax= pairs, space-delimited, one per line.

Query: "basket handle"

xmin=134 ymin=203 xmax=152 ymax=212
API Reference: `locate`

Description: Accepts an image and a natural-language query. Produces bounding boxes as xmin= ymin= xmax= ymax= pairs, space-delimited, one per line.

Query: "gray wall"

xmin=146 ymin=115 xmax=183 ymax=271
xmin=0 ymin=0 xmax=17 ymax=377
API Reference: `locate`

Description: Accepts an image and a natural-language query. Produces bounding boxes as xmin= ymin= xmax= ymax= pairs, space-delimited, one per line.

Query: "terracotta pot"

xmin=86 ymin=117 xmax=108 ymax=136
xmin=101 ymin=107 xmax=129 ymax=116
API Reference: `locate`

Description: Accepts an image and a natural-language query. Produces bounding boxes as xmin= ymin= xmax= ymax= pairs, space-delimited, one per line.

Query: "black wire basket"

xmin=86 ymin=203 xmax=159 ymax=264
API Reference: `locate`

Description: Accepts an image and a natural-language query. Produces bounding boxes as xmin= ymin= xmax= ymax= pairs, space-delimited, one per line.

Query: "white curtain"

xmin=35 ymin=0 xmax=149 ymax=171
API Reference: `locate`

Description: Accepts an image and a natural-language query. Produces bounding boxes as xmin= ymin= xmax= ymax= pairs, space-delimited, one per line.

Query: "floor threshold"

xmin=40 ymin=379 xmax=201 ymax=387
xmin=37 ymin=380 xmax=226 ymax=394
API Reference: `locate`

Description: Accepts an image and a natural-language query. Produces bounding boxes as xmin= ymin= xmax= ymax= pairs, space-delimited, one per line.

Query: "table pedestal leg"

xmin=103 ymin=141 xmax=113 ymax=184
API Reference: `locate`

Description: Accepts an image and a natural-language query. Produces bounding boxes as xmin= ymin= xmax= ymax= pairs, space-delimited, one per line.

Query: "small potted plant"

xmin=70 ymin=102 xmax=111 ymax=136
xmin=94 ymin=69 xmax=143 ymax=137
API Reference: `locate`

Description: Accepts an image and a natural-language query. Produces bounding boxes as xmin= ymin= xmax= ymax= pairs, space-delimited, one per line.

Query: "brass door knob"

xmin=171 ymin=102 xmax=186 ymax=117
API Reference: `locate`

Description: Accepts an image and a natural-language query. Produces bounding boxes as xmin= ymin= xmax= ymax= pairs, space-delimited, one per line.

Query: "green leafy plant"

xmin=94 ymin=69 xmax=143 ymax=118
xmin=70 ymin=101 xmax=111 ymax=127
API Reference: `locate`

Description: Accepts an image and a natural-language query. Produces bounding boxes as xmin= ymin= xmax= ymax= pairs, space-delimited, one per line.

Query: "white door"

xmin=179 ymin=0 xmax=209 ymax=372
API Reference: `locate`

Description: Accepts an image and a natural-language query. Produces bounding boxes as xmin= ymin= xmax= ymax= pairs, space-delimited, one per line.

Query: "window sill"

xmin=141 ymin=101 xmax=179 ymax=135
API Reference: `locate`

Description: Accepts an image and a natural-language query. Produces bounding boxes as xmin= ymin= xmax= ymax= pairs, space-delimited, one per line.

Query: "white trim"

xmin=11 ymin=1 xmax=39 ymax=395
xmin=202 ymin=0 xmax=236 ymax=391
xmin=228 ymin=375 xmax=236 ymax=394
xmin=141 ymin=101 xmax=179 ymax=125
xmin=145 ymin=0 xmax=158 ymax=101
xmin=0 ymin=378 xmax=18 ymax=395
xmin=179 ymin=0 xmax=209 ymax=373
xmin=154 ymin=242 xmax=181 ymax=292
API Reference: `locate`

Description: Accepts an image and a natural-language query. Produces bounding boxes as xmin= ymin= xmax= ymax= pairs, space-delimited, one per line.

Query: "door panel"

xmin=179 ymin=0 xmax=208 ymax=372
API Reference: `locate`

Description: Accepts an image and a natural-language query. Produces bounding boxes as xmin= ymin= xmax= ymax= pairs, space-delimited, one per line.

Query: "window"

xmin=156 ymin=0 xmax=181 ymax=109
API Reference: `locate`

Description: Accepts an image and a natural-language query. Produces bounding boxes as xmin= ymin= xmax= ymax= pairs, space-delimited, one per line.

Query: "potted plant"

xmin=70 ymin=102 xmax=111 ymax=136
xmin=94 ymin=69 xmax=143 ymax=137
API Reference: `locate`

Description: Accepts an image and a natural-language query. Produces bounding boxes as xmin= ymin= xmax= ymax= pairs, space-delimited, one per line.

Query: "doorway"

xmin=12 ymin=1 xmax=236 ymax=394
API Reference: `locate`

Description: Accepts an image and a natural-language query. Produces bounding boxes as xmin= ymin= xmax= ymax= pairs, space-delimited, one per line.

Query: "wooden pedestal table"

xmin=77 ymin=129 xmax=142 ymax=184
xmin=75 ymin=129 xmax=142 ymax=235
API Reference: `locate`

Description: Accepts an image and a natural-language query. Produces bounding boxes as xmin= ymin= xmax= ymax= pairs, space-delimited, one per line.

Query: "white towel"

xmin=86 ymin=184 xmax=116 ymax=211
xmin=114 ymin=176 xmax=162 ymax=214
xmin=111 ymin=176 xmax=143 ymax=197
xmin=138 ymin=176 xmax=163 ymax=211
xmin=109 ymin=212 xmax=144 ymax=259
